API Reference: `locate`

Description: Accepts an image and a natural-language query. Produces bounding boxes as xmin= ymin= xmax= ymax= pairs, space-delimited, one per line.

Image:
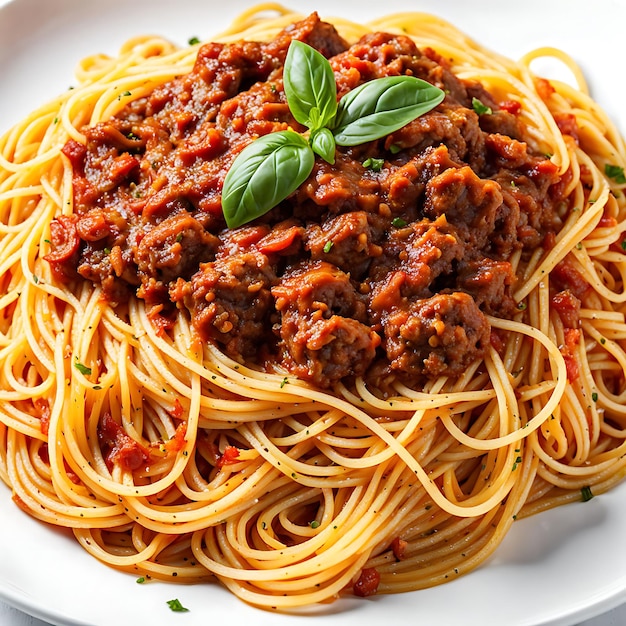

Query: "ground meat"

xmin=388 ymin=102 xmax=485 ymax=168
xmin=456 ymin=258 xmax=517 ymax=316
xmin=304 ymin=211 xmax=385 ymax=278
xmin=171 ymin=248 xmax=275 ymax=358
xmin=422 ymin=165 xmax=503 ymax=250
xmin=368 ymin=215 xmax=465 ymax=314
xmin=272 ymin=261 xmax=379 ymax=385
xmin=134 ymin=213 xmax=219 ymax=302
xmin=49 ymin=14 xmax=568 ymax=389
xmin=382 ymin=292 xmax=490 ymax=379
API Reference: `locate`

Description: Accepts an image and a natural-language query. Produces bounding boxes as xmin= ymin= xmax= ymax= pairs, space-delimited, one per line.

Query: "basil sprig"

xmin=222 ymin=40 xmax=444 ymax=228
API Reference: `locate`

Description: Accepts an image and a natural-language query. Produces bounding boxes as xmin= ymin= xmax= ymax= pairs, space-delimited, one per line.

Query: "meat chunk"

xmin=369 ymin=216 xmax=465 ymax=314
xmin=388 ymin=102 xmax=484 ymax=168
xmin=305 ymin=211 xmax=385 ymax=278
xmin=135 ymin=213 xmax=219 ymax=302
xmin=272 ymin=262 xmax=380 ymax=386
xmin=173 ymin=248 xmax=275 ymax=358
xmin=423 ymin=165 xmax=503 ymax=250
xmin=382 ymin=292 xmax=490 ymax=378
xmin=456 ymin=258 xmax=516 ymax=316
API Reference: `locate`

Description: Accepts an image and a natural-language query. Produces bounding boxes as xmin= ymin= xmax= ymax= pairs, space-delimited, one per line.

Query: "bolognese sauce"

xmin=47 ymin=13 xmax=565 ymax=388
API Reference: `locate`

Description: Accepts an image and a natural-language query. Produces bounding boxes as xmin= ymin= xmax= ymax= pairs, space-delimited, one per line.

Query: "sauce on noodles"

xmin=48 ymin=13 xmax=564 ymax=391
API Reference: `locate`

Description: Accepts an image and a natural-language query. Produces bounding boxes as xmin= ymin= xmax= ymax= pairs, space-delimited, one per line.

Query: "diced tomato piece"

xmin=499 ymin=100 xmax=521 ymax=115
xmin=551 ymin=290 xmax=581 ymax=329
xmin=34 ymin=398 xmax=51 ymax=436
xmin=98 ymin=412 xmax=148 ymax=472
xmin=44 ymin=215 xmax=80 ymax=264
xmin=164 ymin=422 xmax=187 ymax=453
xmin=353 ymin=567 xmax=380 ymax=597
xmin=216 ymin=445 xmax=240 ymax=468
xmin=391 ymin=536 xmax=408 ymax=561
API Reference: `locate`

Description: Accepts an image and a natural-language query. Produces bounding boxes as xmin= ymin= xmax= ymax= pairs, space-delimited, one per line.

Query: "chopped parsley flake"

xmin=472 ymin=97 xmax=492 ymax=115
xmin=323 ymin=240 xmax=334 ymax=253
xmin=392 ymin=217 xmax=407 ymax=228
xmin=188 ymin=36 xmax=200 ymax=45
xmin=363 ymin=157 xmax=384 ymax=171
xmin=166 ymin=599 xmax=189 ymax=612
xmin=309 ymin=520 xmax=320 ymax=529
xmin=581 ymin=485 xmax=594 ymax=502
xmin=605 ymin=163 xmax=626 ymax=184
xmin=136 ymin=576 xmax=146 ymax=584
xmin=74 ymin=360 xmax=92 ymax=376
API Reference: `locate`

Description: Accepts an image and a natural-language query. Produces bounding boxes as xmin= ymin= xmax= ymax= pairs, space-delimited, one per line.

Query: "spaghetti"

xmin=2 ymin=3 xmax=626 ymax=610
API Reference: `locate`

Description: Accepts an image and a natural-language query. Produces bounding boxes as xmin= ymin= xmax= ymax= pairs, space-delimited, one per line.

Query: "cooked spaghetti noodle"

xmin=2 ymin=3 xmax=626 ymax=610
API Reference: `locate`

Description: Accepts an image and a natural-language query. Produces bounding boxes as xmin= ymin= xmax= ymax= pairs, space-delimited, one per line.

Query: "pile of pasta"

xmin=1 ymin=2 xmax=626 ymax=609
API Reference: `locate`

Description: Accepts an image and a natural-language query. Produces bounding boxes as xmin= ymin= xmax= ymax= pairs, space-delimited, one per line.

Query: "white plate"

xmin=1 ymin=1 xmax=625 ymax=625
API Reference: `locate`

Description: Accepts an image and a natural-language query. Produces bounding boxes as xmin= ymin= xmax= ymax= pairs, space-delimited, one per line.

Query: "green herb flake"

xmin=309 ymin=520 xmax=320 ymax=529
xmin=592 ymin=392 xmax=598 ymax=402
xmin=74 ymin=360 xmax=92 ymax=376
xmin=581 ymin=485 xmax=594 ymax=502
xmin=136 ymin=576 xmax=146 ymax=584
xmin=323 ymin=240 xmax=334 ymax=253
xmin=188 ymin=36 xmax=200 ymax=45
xmin=472 ymin=97 xmax=492 ymax=116
xmin=280 ymin=377 xmax=289 ymax=388
xmin=392 ymin=217 xmax=407 ymax=228
xmin=166 ymin=599 xmax=189 ymax=612
xmin=363 ymin=157 xmax=384 ymax=172
xmin=605 ymin=163 xmax=626 ymax=184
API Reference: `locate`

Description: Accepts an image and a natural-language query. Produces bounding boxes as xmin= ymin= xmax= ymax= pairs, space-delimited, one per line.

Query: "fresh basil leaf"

xmin=332 ymin=76 xmax=445 ymax=146
xmin=310 ymin=127 xmax=335 ymax=164
xmin=284 ymin=40 xmax=337 ymax=131
xmin=221 ymin=131 xmax=314 ymax=228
